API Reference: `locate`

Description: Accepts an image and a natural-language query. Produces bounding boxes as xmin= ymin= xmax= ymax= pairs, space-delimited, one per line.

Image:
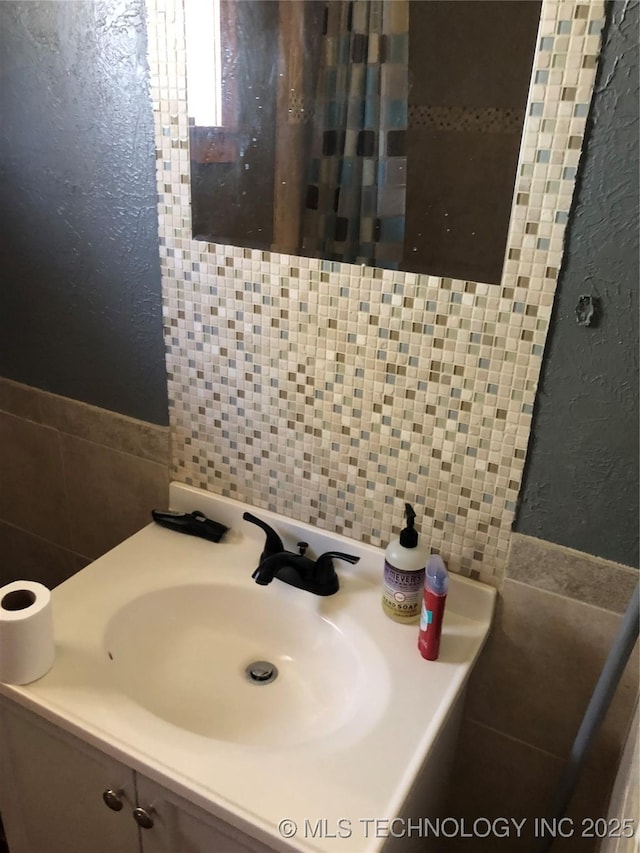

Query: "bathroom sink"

xmin=0 ymin=482 xmax=495 ymax=852
xmin=104 ymin=582 xmax=388 ymax=746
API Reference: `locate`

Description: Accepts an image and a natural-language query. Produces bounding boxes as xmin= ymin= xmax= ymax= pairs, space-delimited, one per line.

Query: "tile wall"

xmin=0 ymin=378 xmax=170 ymax=589
xmin=147 ymin=0 xmax=605 ymax=585
xmin=443 ymin=534 xmax=639 ymax=852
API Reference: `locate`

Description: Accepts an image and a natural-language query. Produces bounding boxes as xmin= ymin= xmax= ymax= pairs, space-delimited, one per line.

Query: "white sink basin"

xmin=104 ymin=582 xmax=388 ymax=746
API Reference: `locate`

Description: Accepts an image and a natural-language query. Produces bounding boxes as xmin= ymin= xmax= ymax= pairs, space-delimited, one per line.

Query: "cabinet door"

xmin=0 ymin=704 xmax=140 ymax=853
xmin=136 ymin=774 xmax=277 ymax=853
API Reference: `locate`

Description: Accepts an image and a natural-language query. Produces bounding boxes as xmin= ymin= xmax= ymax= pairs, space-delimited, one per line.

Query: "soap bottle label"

xmin=382 ymin=560 xmax=424 ymax=621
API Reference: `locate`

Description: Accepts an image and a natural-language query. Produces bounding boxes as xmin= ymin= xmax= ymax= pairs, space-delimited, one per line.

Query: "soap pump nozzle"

xmin=399 ymin=503 xmax=418 ymax=548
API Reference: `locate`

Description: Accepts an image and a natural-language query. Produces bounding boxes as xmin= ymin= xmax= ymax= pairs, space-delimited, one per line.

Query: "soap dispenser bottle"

xmin=382 ymin=503 xmax=427 ymax=623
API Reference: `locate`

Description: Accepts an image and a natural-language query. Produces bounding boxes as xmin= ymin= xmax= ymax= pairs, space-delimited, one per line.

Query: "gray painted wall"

xmin=0 ymin=0 xmax=168 ymax=425
xmin=0 ymin=1 xmax=637 ymax=564
xmin=515 ymin=0 xmax=639 ymax=569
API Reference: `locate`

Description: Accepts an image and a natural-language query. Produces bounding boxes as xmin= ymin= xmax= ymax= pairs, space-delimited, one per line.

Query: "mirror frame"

xmin=185 ymin=0 xmax=544 ymax=284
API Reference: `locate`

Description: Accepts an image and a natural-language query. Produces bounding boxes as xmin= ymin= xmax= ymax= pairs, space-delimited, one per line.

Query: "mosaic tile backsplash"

xmin=148 ymin=0 xmax=605 ymax=584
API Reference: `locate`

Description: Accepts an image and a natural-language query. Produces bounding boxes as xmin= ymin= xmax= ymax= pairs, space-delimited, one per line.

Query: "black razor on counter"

xmin=151 ymin=509 xmax=229 ymax=543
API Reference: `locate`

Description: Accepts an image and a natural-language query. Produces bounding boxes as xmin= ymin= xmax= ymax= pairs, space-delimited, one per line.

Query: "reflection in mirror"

xmin=186 ymin=0 xmax=541 ymax=284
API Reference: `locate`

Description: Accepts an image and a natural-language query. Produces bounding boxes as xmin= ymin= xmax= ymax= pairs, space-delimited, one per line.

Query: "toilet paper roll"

xmin=0 ymin=581 xmax=55 ymax=685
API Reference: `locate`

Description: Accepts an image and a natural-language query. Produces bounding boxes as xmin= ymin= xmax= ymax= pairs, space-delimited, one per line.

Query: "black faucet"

xmin=243 ymin=512 xmax=360 ymax=596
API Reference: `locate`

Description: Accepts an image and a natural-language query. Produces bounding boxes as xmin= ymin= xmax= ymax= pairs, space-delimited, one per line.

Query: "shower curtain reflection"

xmin=301 ymin=0 xmax=409 ymax=269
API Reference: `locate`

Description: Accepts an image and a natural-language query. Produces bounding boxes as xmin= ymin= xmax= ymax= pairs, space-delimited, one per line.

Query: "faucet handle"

xmin=316 ymin=551 xmax=360 ymax=566
xmin=242 ymin=512 xmax=285 ymax=562
xmin=313 ymin=551 xmax=360 ymax=596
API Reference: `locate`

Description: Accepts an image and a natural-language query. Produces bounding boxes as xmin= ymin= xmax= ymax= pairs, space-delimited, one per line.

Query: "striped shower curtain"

xmin=302 ymin=0 xmax=409 ymax=269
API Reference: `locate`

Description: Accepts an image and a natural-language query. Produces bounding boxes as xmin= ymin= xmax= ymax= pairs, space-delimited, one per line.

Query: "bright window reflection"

xmin=184 ymin=0 xmax=223 ymax=126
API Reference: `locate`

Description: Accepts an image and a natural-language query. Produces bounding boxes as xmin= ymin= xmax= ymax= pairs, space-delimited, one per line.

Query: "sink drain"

xmin=245 ymin=660 xmax=278 ymax=685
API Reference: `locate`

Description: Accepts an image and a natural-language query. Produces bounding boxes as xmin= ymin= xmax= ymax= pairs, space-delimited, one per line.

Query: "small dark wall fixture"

xmin=575 ymin=295 xmax=598 ymax=327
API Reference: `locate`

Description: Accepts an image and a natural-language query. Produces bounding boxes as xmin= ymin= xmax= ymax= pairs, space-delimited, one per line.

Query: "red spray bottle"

xmin=418 ymin=555 xmax=449 ymax=660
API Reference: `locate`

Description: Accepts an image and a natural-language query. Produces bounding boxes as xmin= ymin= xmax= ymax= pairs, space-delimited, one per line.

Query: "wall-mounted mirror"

xmin=185 ymin=0 xmax=541 ymax=284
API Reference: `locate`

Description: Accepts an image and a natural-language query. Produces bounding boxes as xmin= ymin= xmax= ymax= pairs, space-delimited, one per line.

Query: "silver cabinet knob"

xmin=102 ymin=789 xmax=125 ymax=811
xmin=132 ymin=806 xmax=155 ymax=829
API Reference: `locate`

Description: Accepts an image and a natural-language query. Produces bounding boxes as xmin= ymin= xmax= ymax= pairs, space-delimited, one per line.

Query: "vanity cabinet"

xmin=0 ymin=702 xmax=275 ymax=853
xmin=134 ymin=774 xmax=273 ymax=853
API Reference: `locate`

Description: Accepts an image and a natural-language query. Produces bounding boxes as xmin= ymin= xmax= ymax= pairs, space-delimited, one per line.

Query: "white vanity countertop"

xmin=0 ymin=483 xmax=495 ymax=852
